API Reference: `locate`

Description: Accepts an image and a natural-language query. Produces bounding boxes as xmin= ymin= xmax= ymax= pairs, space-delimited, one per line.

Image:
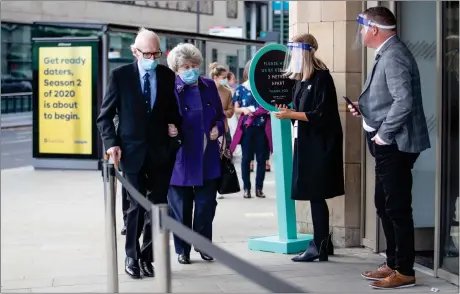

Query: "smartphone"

xmin=342 ymin=96 xmax=360 ymax=114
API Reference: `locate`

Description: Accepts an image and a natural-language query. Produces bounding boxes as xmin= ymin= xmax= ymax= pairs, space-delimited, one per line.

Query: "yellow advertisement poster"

xmin=38 ymin=46 xmax=92 ymax=155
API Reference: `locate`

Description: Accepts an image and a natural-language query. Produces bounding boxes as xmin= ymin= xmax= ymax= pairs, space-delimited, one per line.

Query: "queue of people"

xmin=97 ymin=5 xmax=430 ymax=290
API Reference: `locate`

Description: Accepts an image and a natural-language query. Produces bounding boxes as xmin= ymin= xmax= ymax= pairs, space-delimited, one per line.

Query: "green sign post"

xmin=247 ymin=43 xmax=313 ymax=254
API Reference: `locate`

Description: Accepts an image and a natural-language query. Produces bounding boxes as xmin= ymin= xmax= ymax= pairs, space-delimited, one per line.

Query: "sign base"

xmin=248 ymin=234 xmax=313 ymax=254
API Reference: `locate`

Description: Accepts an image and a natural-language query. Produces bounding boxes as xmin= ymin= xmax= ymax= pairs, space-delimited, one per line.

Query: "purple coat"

xmin=170 ymin=76 xmax=226 ymax=186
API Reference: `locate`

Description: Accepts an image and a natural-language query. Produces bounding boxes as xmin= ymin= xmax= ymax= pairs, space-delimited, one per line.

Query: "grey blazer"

xmin=358 ymin=36 xmax=431 ymax=153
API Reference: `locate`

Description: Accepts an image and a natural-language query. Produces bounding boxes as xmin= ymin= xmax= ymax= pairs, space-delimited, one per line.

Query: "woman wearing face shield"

xmin=166 ymin=43 xmax=226 ymax=265
xmin=274 ymin=33 xmax=344 ymax=262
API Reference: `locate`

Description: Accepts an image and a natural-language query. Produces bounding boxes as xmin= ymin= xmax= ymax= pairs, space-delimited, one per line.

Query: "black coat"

xmin=96 ymin=62 xmax=182 ymax=174
xmin=291 ymin=70 xmax=344 ymax=202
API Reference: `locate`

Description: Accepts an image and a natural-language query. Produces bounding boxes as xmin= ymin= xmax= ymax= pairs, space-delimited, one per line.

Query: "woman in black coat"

xmin=275 ymin=33 xmax=344 ymax=262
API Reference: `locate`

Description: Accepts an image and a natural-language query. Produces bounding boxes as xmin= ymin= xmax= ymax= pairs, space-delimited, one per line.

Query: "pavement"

xmin=1 ymin=112 xmax=32 ymax=129
xmin=1 ymin=127 xmax=32 ymax=169
xmin=1 ymin=161 xmax=459 ymax=293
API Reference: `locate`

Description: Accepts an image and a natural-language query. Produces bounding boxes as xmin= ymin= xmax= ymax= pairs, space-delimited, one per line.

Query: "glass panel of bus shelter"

xmin=440 ymin=0 xmax=459 ymax=276
xmin=108 ymin=31 xmax=136 ymax=73
xmin=202 ymin=42 xmax=262 ymax=83
xmin=203 ymin=41 xmax=247 ymax=84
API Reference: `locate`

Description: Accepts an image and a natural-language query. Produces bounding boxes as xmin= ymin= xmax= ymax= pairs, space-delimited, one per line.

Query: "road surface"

xmin=1 ymin=127 xmax=32 ymax=169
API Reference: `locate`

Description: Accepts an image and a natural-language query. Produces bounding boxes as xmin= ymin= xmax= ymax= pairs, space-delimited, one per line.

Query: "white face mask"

xmin=219 ymin=78 xmax=228 ymax=86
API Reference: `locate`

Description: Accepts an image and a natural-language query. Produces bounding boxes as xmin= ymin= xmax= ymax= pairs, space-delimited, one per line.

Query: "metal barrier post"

xmin=103 ymin=160 xmax=119 ymax=293
xmin=152 ymin=204 xmax=172 ymax=293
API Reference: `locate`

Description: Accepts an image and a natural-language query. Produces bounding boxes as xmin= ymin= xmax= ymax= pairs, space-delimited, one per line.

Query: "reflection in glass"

xmin=440 ymin=0 xmax=459 ymax=276
xmin=1 ymin=24 xmax=33 ymax=94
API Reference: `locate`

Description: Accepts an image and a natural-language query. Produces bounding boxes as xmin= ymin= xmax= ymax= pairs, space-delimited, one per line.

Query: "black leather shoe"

xmin=178 ymin=254 xmax=191 ymax=264
xmin=256 ymin=189 xmax=266 ymax=198
xmin=291 ymin=239 xmax=328 ymax=262
xmin=139 ymin=260 xmax=154 ymax=277
xmin=125 ymin=257 xmax=141 ymax=279
xmin=121 ymin=225 xmax=127 ymax=236
xmin=198 ymin=251 xmax=214 ymax=261
xmin=243 ymin=190 xmax=251 ymax=198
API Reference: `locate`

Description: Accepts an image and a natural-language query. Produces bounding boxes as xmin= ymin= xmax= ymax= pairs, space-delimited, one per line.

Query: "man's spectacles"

xmin=136 ymin=48 xmax=162 ymax=59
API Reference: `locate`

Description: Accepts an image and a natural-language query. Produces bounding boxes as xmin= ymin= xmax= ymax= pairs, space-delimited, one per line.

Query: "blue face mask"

xmin=219 ymin=78 xmax=228 ymax=86
xmin=140 ymin=57 xmax=158 ymax=71
xmin=180 ymin=68 xmax=200 ymax=84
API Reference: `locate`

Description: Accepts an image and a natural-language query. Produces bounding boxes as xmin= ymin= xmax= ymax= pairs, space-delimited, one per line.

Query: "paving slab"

xmin=1 ymin=164 xmax=458 ymax=293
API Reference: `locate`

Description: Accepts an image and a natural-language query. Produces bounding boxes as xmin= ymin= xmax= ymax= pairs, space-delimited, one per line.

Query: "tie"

xmin=143 ymin=73 xmax=151 ymax=110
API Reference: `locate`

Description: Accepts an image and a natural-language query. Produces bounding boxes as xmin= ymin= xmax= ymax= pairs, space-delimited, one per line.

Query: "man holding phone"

xmin=349 ymin=6 xmax=430 ymax=289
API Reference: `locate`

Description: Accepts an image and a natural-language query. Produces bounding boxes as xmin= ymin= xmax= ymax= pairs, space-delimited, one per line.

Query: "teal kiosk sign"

xmin=248 ymin=43 xmax=313 ymax=254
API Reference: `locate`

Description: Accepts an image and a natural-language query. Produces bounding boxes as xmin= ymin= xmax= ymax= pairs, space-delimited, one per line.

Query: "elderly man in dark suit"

xmin=349 ymin=6 xmax=430 ymax=290
xmin=97 ymin=27 xmax=182 ymax=279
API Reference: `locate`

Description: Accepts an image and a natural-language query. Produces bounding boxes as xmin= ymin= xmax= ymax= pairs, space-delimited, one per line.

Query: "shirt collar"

xmin=375 ymin=35 xmax=396 ymax=56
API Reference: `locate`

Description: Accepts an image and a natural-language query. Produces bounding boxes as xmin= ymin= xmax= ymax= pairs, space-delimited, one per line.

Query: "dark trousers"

xmin=122 ymin=185 xmax=129 ymax=226
xmin=168 ymin=180 xmax=218 ymax=255
xmin=367 ymin=132 xmax=419 ymax=277
xmin=311 ymin=200 xmax=330 ymax=247
xmin=241 ymin=126 xmax=268 ymax=190
xmin=124 ymin=159 xmax=169 ymax=262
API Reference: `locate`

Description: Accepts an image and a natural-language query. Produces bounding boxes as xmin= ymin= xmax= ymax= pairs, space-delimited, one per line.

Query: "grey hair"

xmin=167 ymin=43 xmax=203 ymax=72
xmin=130 ymin=27 xmax=160 ymax=56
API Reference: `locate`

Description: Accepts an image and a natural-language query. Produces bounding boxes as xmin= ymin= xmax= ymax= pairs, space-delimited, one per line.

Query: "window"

xmin=211 ymin=49 xmax=218 ymax=62
xmin=1 ymin=23 xmax=33 ymax=95
xmin=227 ymin=1 xmax=238 ymax=19
xmin=226 ymin=55 xmax=237 ymax=76
xmin=102 ymin=0 xmax=214 ymax=15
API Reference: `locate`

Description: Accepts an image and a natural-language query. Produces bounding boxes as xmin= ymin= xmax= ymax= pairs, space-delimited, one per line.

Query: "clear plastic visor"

xmin=282 ymin=42 xmax=313 ymax=75
xmin=352 ymin=14 xmax=396 ymax=50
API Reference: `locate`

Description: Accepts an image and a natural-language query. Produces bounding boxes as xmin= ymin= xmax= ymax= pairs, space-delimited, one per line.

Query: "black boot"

xmin=327 ymin=233 xmax=334 ymax=256
xmin=243 ymin=190 xmax=251 ymax=198
xmin=291 ymin=238 xmax=329 ymax=262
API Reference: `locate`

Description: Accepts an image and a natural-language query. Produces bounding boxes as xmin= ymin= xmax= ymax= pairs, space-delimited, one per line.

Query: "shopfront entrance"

xmin=360 ymin=1 xmax=459 ymax=285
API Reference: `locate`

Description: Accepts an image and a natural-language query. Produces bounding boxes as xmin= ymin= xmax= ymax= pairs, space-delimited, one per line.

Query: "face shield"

xmin=282 ymin=42 xmax=313 ymax=75
xmin=353 ymin=14 xmax=396 ymax=50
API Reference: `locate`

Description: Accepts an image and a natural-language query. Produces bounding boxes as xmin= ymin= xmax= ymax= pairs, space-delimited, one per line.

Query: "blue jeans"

xmin=241 ymin=126 xmax=268 ymax=190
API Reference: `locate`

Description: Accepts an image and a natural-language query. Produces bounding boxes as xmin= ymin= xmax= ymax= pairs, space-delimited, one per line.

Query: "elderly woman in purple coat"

xmin=166 ymin=43 xmax=226 ymax=265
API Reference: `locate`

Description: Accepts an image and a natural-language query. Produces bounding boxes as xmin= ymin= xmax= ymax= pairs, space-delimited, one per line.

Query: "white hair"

xmin=167 ymin=43 xmax=203 ymax=72
xmin=130 ymin=27 xmax=160 ymax=56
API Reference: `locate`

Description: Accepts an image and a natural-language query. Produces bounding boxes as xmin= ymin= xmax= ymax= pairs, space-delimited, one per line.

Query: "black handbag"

xmin=217 ymin=135 xmax=241 ymax=194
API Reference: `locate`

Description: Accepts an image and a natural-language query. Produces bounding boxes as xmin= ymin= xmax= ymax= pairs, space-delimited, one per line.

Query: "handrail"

xmin=102 ymin=159 xmax=305 ymax=293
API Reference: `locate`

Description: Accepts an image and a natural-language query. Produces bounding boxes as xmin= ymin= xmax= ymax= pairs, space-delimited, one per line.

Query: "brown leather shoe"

xmin=369 ymin=271 xmax=416 ymax=289
xmin=361 ymin=263 xmax=393 ymax=280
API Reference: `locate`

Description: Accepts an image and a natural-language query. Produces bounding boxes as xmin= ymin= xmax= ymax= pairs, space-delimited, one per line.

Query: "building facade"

xmin=289 ymin=1 xmax=459 ymax=285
